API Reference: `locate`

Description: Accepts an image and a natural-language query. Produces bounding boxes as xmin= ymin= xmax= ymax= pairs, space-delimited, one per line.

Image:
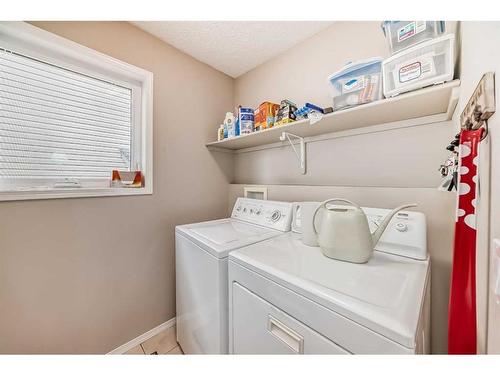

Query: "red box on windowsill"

xmin=111 ymin=170 xmax=143 ymax=188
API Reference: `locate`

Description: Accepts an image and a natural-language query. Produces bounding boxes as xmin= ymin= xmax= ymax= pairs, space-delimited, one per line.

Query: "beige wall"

xmin=0 ymin=22 xmax=234 ymax=354
xmin=235 ymin=22 xmax=387 ymax=109
xmin=233 ymin=121 xmax=452 ymax=188
xmin=232 ymin=21 xmax=459 ymax=353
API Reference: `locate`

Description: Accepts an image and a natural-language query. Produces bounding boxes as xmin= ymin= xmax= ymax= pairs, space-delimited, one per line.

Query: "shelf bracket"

xmin=279 ymin=132 xmax=306 ymax=174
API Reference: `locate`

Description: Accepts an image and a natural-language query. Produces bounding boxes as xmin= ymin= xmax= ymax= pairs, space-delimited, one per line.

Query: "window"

xmin=0 ymin=22 xmax=152 ymax=200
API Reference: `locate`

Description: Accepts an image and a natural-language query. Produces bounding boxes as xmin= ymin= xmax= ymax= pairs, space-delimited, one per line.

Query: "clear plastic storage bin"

xmin=327 ymin=57 xmax=383 ymax=111
xmin=382 ymin=21 xmax=445 ymax=54
xmin=382 ymin=34 xmax=454 ymax=98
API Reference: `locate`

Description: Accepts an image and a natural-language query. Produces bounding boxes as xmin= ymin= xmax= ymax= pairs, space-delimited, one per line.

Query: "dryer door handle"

xmin=267 ymin=315 xmax=304 ymax=354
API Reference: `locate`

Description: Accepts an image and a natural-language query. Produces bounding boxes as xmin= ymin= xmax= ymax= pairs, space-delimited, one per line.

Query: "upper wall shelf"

xmin=206 ymin=80 xmax=460 ymax=151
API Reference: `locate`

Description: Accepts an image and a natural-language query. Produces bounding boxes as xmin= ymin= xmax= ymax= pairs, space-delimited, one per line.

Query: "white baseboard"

xmin=107 ymin=317 xmax=176 ymax=355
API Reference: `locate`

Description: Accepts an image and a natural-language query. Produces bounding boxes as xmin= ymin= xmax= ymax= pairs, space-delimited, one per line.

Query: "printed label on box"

xmin=397 ymin=21 xmax=426 ymax=42
xmin=397 ymin=55 xmax=435 ymax=83
xmin=399 ymin=61 xmax=422 ymax=82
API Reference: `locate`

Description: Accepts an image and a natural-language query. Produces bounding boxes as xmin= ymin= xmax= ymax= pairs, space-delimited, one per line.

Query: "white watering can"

xmin=312 ymin=199 xmax=417 ymax=263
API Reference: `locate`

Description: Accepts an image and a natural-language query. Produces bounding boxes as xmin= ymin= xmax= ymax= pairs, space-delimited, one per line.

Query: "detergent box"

xmin=254 ymin=102 xmax=280 ymax=131
xmin=275 ymin=99 xmax=298 ymax=126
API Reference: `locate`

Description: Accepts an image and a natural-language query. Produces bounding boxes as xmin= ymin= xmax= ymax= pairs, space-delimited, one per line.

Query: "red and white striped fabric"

xmin=448 ymin=128 xmax=483 ymax=354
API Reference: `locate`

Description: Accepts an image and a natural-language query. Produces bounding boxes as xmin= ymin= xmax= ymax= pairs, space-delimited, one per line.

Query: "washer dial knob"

xmin=271 ymin=210 xmax=282 ymax=222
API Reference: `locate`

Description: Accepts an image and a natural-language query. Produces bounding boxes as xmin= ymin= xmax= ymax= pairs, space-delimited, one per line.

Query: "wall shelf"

xmin=206 ymin=80 xmax=460 ymax=151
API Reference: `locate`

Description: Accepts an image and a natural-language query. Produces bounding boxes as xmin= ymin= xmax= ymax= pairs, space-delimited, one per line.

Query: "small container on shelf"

xmin=294 ymin=103 xmax=325 ymax=119
xmin=382 ymin=33 xmax=454 ymax=98
xmin=327 ymin=57 xmax=383 ymax=111
xmin=238 ymin=107 xmax=254 ymax=134
xmin=381 ymin=21 xmax=445 ymax=54
xmin=217 ymin=125 xmax=224 ymax=141
xmin=224 ymin=112 xmax=237 ymax=138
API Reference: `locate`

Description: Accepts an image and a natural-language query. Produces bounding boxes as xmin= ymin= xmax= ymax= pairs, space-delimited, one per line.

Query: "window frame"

xmin=0 ymin=21 xmax=153 ymax=201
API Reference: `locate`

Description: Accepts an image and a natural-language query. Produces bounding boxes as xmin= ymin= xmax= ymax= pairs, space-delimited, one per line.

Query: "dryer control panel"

xmin=231 ymin=198 xmax=293 ymax=232
xmin=289 ymin=202 xmax=427 ymax=261
xmin=363 ymin=207 xmax=427 ymax=260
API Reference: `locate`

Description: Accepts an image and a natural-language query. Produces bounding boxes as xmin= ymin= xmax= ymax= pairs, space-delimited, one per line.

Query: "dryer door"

xmin=231 ymin=282 xmax=349 ymax=354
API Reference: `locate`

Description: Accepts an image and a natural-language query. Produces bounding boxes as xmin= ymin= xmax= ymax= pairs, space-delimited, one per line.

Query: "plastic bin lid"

xmin=381 ymin=21 xmax=445 ymax=36
xmin=327 ymin=57 xmax=382 ymax=82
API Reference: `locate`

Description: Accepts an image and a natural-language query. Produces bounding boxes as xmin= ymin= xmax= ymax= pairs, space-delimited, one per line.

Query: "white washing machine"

xmin=228 ymin=206 xmax=431 ymax=354
xmin=175 ymin=197 xmax=293 ymax=354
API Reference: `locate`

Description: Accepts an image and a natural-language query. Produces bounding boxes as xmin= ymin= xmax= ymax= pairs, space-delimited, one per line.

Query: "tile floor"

xmin=124 ymin=325 xmax=184 ymax=355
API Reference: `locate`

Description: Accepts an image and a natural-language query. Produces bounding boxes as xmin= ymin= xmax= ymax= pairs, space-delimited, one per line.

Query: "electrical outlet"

xmin=460 ymin=72 xmax=496 ymax=130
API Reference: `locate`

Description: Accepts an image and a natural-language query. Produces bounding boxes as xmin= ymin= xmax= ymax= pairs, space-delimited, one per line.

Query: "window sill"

xmin=0 ymin=186 xmax=153 ymax=202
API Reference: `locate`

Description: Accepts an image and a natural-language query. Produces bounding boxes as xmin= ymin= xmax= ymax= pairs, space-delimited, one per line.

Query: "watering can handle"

xmin=312 ymin=198 xmax=363 ymax=235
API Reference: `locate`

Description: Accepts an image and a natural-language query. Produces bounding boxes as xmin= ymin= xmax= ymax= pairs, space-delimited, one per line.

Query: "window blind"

xmin=0 ymin=48 xmax=132 ymax=185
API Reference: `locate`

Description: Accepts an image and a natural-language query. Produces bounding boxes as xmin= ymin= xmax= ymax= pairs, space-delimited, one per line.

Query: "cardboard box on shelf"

xmin=254 ymin=102 xmax=279 ymax=131
xmin=275 ymin=99 xmax=298 ymax=126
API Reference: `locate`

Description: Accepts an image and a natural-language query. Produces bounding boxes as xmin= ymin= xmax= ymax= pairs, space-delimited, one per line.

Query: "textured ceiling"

xmin=131 ymin=21 xmax=334 ymax=77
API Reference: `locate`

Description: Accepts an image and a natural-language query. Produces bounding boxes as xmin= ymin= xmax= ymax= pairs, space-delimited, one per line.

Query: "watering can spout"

xmin=372 ymin=204 xmax=417 ymax=245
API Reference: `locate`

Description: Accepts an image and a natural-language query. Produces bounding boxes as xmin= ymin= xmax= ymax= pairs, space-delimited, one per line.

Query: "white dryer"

xmin=228 ymin=206 xmax=431 ymax=354
xmin=175 ymin=198 xmax=293 ymax=354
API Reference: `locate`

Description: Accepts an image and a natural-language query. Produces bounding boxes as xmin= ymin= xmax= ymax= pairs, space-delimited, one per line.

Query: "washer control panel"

xmin=231 ymin=198 xmax=293 ymax=232
xmin=365 ymin=207 xmax=427 ymax=260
